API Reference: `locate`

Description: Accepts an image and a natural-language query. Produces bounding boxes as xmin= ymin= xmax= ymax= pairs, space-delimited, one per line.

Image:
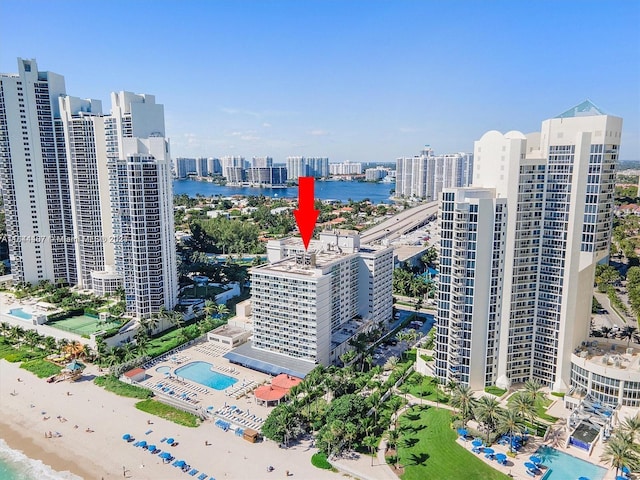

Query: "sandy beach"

xmin=0 ymin=360 xmax=342 ymax=480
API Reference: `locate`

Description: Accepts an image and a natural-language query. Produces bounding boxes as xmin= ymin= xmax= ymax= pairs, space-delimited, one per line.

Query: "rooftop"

xmin=555 ymin=100 xmax=606 ymax=119
xmin=223 ymin=341 xmax=317 ymax=378
xmin=573 ymin=339 xmax=640 ymax=375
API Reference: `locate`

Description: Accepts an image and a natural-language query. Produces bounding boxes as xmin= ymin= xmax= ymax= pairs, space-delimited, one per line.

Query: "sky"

xmin=2 ymin=0 xmax=639 ymax=162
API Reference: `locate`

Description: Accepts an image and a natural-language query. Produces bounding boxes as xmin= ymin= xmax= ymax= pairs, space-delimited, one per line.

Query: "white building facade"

xmin=435 ymin=102 xmax=623 ymax=392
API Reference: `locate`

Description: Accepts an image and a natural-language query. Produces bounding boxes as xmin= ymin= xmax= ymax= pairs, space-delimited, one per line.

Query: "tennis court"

xmin=48 ymin=314 xmax=121 ymax=335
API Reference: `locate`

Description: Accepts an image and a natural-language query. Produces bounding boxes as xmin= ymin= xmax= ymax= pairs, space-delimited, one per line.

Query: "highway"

xmin=361 ymin=201 xmax=439 ymax=244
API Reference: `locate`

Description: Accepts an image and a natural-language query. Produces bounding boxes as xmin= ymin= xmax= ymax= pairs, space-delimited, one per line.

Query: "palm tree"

xmin=104 ymin=347 xmax=122 ymax=368
xmin=43 ymin=336 xmax=58 ymax=354
xmin=451 ymin=385 xmax=475 ymax=426
xmin=121 ymin=342 xmax=137 ymax=362
xmin=524 ymin=379 xmax=544 ymax=407
xmin=23 ymin=330 xmax=40 ymax=350
xmin=387 ymin=429 xmax=400 ymax=468
xmin=202 ymin=300 xmax=216 ymax=318
xmin=140 ymin=315 xmax=160 ymax=336
xmin=601 ymin=434 xmax=639 ymax=476
xmin=0 ymin=322 xmax=10 ymax=340
xmin=369 ymin=391 xmax=382 ymax=424
xmin=620 ymin=325 xmax=638 ymax=348
xmin=135 ymin=332 xmax=150 ymax=356
xmin=9 ymin=325 xmax=25 ymax=343
xmin=430 ymin=376 xmax=441 ymax=406
xmin=474 ymin=396 xmax=502 ymax=444
xmin=510 ymin=391 xmax=536 ymax=427
xmin=170 ymin=311 xmax=185 ymax=329
xmin=600 ymin=326 xmax=613 ymax=338
xmin=363 ymin=435 xmax=378 ymax=466
xmin=384 ymin=356 xmax=399 ymax=371
xmin=499 ymin=409 xmax=525 ymax=453
xmin=620 ymin=413 xmax=640 ymax=444
xmin=64 ymin=340 xmax=86 ymax=359
xmin=216 ymin=303 xmax=230 ymax=319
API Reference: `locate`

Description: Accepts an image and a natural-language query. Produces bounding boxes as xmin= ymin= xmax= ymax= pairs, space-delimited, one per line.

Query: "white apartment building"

xmin=286 ymin=156 xmax=329 ymax=181
xmin=245 ymin=166 xmax=287 ymax=187
xmin=329 ymin=161 xmax=363 ymax=175
xmin=221 ymin=155 xmax=246 ymax=181
xmin=251 ymin=156 xmax=273 ymax=168
xmin=225 ymin=231 xmax=393 ymax=377
xmin=196 ymin=157 xmax=208 ymax=177
xmin=175 ymin=157 xmax=196 ymax=179
xmin=108 ymin=92 xmax=178 ymax=319
xmin=0 ymin=58 xmax=77 ymax=284
xmin=436 ymin=101 xmax=623 ymax=392
xmin=395 ymin=147 xmax=473 ymax=201
xmin=434 ymin=188 xmax=507 ymax=390
xmin=59 ymin=96 xmax=113 ymax=289
xmin=365 ymin=167 xmax=389 ymax=181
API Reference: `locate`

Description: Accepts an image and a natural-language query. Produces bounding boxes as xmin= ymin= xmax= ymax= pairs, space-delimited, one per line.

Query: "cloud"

xmin=398 ymin=127 xmax=422 ymax=133
xmin=262 ymin=122 xmax=272 ymax=128
xmin=309 ymin=129 xmax=329 ymax=136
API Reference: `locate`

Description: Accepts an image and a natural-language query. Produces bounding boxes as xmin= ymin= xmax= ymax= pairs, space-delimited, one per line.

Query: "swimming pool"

xmin=174 ymin=361 xmax=238 ymax=390
xmin=535 ymin=446 xmax=607 ymax=480
xmin=9 ymin=308 xmax=32 ymax=320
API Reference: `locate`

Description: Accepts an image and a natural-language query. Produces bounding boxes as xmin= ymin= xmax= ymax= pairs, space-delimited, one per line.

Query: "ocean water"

xmin=0 ymin=438 xmax=83 ymax=480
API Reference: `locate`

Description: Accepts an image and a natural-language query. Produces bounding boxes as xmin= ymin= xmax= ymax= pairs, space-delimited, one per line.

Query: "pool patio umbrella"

xmin=122 ymin=433 xmax=131 ymax=441
xmin=137 ymin=440 xmax=147 ymax=448
xmin=160 ymin=452 xmax=171 ymax=459
xmin=524 ymin=462 xmax=537 ymax=470
xmin=457 ymin=428 xmax=468 ymax=437
xmin=495 ymin=453 xmax=507 ymax=462
xmin=174 ymin=460 xmax=186 ymax=468
xmin=166 ymin=437 xmax=175 ymax=445
xmin=147 ymin=445 xmax=156 ymax=452
xmin=483 ymin=448 xmax=494 ymax=454
xmin=472 ymin=439 xmax=483 ymax=447
xmin=529 ymin=455 xmax=542 ymax=464
xmin=615 ymin=476 xmax=626 ymax=480
xmin=622 ymin=466 xmax=631 ymax=475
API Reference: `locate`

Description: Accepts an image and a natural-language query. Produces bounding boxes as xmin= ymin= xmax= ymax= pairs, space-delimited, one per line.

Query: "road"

xmin=361 ymin=201 xmax=439 ymax=244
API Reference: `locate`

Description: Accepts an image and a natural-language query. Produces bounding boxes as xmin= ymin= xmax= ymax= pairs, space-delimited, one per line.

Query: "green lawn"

xmin=20 ymin=359 xmax=61 ymax=378
xmin=506 ymin=394 xmax=557 ymax=423
xmin=398 ymin=372 xmax=450 ymax=404
xmin=135 ymin=399 xmax=201 ymax=427
xmin=398 ymin=406 xmax=509 ymax=480
xmin=94 ymin=375 xmax=153 ymax=399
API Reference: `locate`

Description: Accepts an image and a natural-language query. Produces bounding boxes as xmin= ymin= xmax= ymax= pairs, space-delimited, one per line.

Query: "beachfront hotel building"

xmin=435 ymin=101 xmax=623 ymax=393
xmin=0 ymin=58 xmax=177 ymax=319
xmin=0 ymin=58 xmax=77 ymax=285
xmin=224 ymin=231 xmax=393 ymax=377
xmin=395 ymin=147 xmax=473 ymax=200
xmin=329 ymin=160 xmax=363 ymax=175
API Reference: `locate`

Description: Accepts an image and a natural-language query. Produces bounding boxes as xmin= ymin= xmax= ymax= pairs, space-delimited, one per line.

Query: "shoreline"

xmin=0 ymin=422 xmax=92 ymax=479
xmin=0 ymin=359 xmax=342 ymax=480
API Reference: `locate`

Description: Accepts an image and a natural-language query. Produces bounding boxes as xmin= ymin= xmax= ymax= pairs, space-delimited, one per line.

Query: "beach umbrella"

xmin=138 ymin=440 xmax=147 ymax=448
xmin=472 ymin=439 xmax=483 ymax=447
xmin=495 ymin=453 xmax=507 ymax=461
xmin=524 ymin=462 xmax=537 ymax=470
xmin=529 ymin=455 xmax=542 ymax=464
xmin=457 ymin=428 xmax=468 ymax=436
xmin=622 ymin=466 xmax=631 ymax=474
xmin=166 ymin=437 xmax=175 ymax=444
xmin=147 ymin=445 xmax=156 ymax=452
xmin=122 ymin=433 xmax=131 ymax=440
xmin=483 ymin=448 xmax=495 ymax=454
xmin=174 ymin=460 xmax=186 ymax=468
xmin=160 ymin=452 xmax=172 ymax=459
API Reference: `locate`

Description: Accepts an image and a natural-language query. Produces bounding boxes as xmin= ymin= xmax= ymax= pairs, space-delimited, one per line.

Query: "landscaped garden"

xmin=395 ymin=406 xmax=509 ymax=480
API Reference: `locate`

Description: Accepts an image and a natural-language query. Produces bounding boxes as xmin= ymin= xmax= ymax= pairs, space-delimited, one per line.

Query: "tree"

xmin=121 ymin=343 xmax=137 ymax=362
xmin=474 ymin=396 xmax=502 ymax=444
xmin=384 ymin=356 xmax=399 ymax=371
xmin=524 ymin=379 xmax=544 ymax=407
xmin=620 ymin=325 xmax=638 ymax=348
xmin=9 ymin=325 xmax=25 ymax=343
xmin=43 ymin=336 xmax=58 ymax=354
xmin=363 ymin=435 xmax=378 ymax=466
xmin=600 ymin=433 xmax=639 ymax=476
xmin=510 ymin=391 xmax=536 ymax=427
xmin=499 ymin=409 xmax=525 ymax=453
xmin=202 ymin=300 xmax=216 ymax=318
xmin=140 ymin=315 xmax=160 ymax=336
xmin=620 ymin=413 xmax=640 ymax=444
xmin=104 ymin=347 xmax=122 ymax=368
xmin=451 ymin=385 xmax=475 ymax=426
xmin=216 ymin=303 xmax=230 ymax=319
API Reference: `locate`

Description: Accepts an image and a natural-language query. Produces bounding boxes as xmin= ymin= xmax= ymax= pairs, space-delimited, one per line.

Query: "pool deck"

xmin=138 ymin=339 xmax=272 ymax=430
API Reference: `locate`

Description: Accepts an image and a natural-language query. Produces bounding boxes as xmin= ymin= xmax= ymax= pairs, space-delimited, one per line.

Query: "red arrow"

xmin=294 ymin=176 xmax=320 ymax=250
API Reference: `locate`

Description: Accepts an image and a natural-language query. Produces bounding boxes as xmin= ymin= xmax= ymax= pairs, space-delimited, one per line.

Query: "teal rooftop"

xmin=556 ymin=100 xmax=606 ymax=118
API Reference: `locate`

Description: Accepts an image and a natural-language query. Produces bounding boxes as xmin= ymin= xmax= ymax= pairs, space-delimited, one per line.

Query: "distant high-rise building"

xmin=207 ymin=157 xmax=222 ymax=175
xmin=196 ymin=157 xmax=208 ymax=177
xmin=395 ymin=148 xmax=473 ymax=200
xmin=175 ymin=157 xmax=197 ymax=179
xmin=251 ymin=156 xmax=273 ymax=168
xmin=246 ymin=166 xmax=287 ymax=187
xmin=329 ymin=161 xmax=363 ymax=175
xmin=0 ymin=58 xmax=76 ymax=284
xmin=435 ymin=102 xmax=623 ymax=393
xmin=221 ymin=156 xmax=246 ymax=181
xmin=224 ymin=231 xmax=393 ymax=377
xmin=365 ymin=166 xmax=389 ymax=181
xmin=285 ymin=156 xmax=329 ymax=181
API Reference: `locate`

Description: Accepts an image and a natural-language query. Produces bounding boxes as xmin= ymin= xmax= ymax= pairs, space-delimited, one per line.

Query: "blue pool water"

xmin=174 ymin=361 xmax=238 ymax=390
xmin=535 ymin=446 xmax=607 ymax=480
xmin=156 ymin=366 xmax=171 ymax=374
xmin=9 ymin=308 xmax=32 ymax=320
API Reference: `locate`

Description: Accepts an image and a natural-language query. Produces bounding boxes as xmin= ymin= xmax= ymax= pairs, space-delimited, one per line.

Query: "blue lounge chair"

xmin=526 ymin=469 xmax=536 ymax=477
xmin=197 ymin=474 xmax=207 ymax=480
xmin=188 ymin=469 xmax=199 ymax=476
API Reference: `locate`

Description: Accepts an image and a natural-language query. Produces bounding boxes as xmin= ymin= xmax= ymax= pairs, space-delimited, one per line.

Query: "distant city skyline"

xmin=2 ymin=0 xmax=638 ymax=162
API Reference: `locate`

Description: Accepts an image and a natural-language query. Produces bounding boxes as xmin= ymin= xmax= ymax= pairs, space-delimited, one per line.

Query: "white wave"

xmin=0 ymin=438 xmax=84 ymax=480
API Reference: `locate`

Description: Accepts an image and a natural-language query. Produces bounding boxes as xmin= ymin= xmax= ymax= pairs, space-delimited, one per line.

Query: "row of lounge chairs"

xmin=125 ymin=432 xmax=215 ymax=480
xmin=142 ymin=379 xmax=201 ymax=405
xmin=215 ymin=405 xmax=264 ymax=428
xmin=193 ymin=343 xmax=229 ymax=358
xmin=225 ymin=380 xmax=257 ymax=398
xmin=142 ymin=343 xmax=194 ymax=369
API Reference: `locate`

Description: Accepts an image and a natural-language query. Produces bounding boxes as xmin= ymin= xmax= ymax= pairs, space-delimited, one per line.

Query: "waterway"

xmin=173 ymin=179 xmax=396 ymax=204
